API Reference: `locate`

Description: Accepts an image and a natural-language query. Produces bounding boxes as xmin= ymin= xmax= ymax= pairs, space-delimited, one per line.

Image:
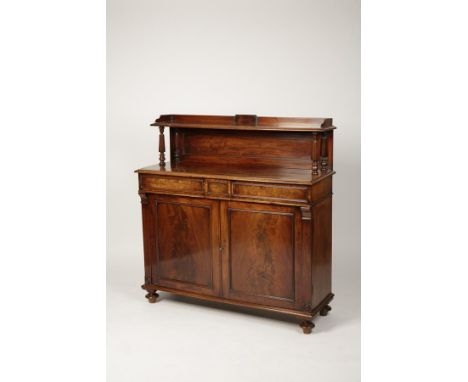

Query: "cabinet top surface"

xmin=135 ymin=163 xmax=334 ymax=185
xmin=152 ymin=114 xmax=335 ymax=132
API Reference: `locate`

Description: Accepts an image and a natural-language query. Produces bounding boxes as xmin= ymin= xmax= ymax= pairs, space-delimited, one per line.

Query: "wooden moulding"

xmin=136 ymin=163 xmax=336 ymax=186
xmin=142 ymin=283 xmax=334 ymax=320
xmin=151 ymin=114 xmax=335 ymax=132
xmin=234 ymin=114 xmax=258 ymax=126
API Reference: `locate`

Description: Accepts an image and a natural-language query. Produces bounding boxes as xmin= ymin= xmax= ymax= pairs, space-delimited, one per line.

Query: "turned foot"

xmin=320 ymin=305 xmax=332 ymax=316
xmin=145 ymin=291 xmax=159 ymax=303
xmin=299 ymin=320 xmax=315 ymax=334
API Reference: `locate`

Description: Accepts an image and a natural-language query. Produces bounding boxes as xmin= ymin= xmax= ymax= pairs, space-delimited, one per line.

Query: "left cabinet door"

xmin=145 ymin=194 xmax=222 ymax=297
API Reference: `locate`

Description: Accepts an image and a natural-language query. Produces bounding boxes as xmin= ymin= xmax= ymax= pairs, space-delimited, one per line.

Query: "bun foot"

xmin=299 ymin=320 xmax=315 ymax=334
xmin=320 ymin=305 xmax=332 ymax=316
xmin=145 ymin=291 xmax=159 ymax=303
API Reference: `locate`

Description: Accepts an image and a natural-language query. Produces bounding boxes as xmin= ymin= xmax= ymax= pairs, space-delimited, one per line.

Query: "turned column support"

xmin=159 ymin=126 xmax=166 ymax=167
xmin=173 ymin=130 xmax=180 ymax=162
xmin=320 ymin=133 xmax=329 ymax=173
xmin=312 ymin=132 xmax=331 ymax=175
xmin=311 ymin=133 xmax=320 ymax=175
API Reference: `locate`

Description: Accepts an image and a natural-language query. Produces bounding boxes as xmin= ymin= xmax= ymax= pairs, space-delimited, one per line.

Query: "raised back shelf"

xmin=152 ymin=114 xmax=335 ymax=132
xmin=153 ymin=114 xmax=334 ymax=177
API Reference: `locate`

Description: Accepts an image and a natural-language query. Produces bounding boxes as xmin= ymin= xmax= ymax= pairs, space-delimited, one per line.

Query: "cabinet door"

xmin=220 ymin=201 xmax=304 ymax=309
xmin=153 ymin=195 xmax=221 ymax=296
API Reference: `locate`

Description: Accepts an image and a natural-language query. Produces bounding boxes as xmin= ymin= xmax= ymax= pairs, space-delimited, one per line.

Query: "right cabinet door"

xmin=220 ymin=201 xmax=305 ymax=310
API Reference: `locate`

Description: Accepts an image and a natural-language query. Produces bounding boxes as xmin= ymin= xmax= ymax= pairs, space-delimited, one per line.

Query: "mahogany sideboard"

xmin=136 ymin=114 xmax=335 ymax=334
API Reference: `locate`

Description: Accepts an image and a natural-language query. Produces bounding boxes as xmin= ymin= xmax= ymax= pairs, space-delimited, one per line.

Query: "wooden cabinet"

xmin=136 ymin=114 xmax=335 ymax=334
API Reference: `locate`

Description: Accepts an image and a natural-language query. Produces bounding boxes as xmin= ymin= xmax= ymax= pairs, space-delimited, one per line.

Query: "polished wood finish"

xmin=299 ymin=320 xmax=315 ymax=334
xmin=220 ymin=201 xmax=300 ymax=309
xmin=150 ymin=195 xmax=221 ymax=296
xmin=140 ymin=175 xmax=205 ymax=195
xmin=145 ymin=291 xmax=159 ymax=303
xmin=137 ymin=114 xmax=335 ymax=333
xmin=231 ymin=182 xmax=309 ymax=204
xmin=320 ymin=305 xmax=332 ymax=316
xmin=206 ymin=179 xmax=229 ymax=197
xmin=153 ymin=114 xmax=335 ymax=132
xmin=138 ymin=162 xmax=333 ymax=185
xmin=158 ymin=126 xmax=166 ymax=166
xmin=311 ymin=196 xmax=333 ymax=307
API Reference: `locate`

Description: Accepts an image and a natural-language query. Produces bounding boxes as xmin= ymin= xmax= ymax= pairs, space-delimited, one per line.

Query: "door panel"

xmin=153 ymin=195 xmax=221 ymax=296
xmin=221 ymin=201 xmax=303 ymax=309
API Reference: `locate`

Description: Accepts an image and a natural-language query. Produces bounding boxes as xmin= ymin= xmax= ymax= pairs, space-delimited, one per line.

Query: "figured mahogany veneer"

xmin=231 ymin=182 xmax=309 ymax=204
xmin=136 ymin=114 xmax=335 ymax=334
xmin=140 ymin=175 xmax=204 ymax=194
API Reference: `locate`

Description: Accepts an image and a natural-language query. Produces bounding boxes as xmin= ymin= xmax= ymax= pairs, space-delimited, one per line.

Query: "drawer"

xmin=231 ymin=182 xmax=308 ymax=203
xmin=206 ymin=179 xmax=229 ymax=197
xmin=140 ymin=175 xmax=204 ymax=195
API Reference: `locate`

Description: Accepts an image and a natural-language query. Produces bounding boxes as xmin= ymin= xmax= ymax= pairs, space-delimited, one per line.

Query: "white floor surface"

xmin=107 ymin=253 xmax=360 ymax=382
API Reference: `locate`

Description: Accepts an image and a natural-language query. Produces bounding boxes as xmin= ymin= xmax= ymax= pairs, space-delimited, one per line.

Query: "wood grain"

xmin=311 ymin=196 xmax=333 ymax=307
xmin=153 ymin=195 xmax=221 ymax=296
xmin=140 ymin=175 xmax=204 ymax=194
xmin=220 ymin=201 xmax=301 ymax=309
xmin=138 ymin=114 xmax=336 ymax=333
xmin=137 ymin=163 xmax=335 ymax=185
xmin=206 ymin=179 xmax=229 ymax=197
xmin=232 ymin=181 xmax=308 ymax=203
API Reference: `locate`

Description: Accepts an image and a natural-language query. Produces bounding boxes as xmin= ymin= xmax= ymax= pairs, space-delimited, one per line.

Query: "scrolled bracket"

xmin=320 ymin=133 xmax=329 ymax=173
xmin=300 ymin=206 xmax=312 ymax=221
xmin=159 ymin=126 xmax=166 ymax=167
xmin=138 ymin=190 xmax=149 ymax=205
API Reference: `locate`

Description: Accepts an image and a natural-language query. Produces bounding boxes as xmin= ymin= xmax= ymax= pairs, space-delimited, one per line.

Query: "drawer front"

xmin=231 ymin=182 xmax=308 ymax=203
xmin=140 ymin=175 xmax=204 ymax=194
xmin=140 ymin=175 xmax=310 ymax=204
xmin=206 ymin=179 xmax=229 ymax=197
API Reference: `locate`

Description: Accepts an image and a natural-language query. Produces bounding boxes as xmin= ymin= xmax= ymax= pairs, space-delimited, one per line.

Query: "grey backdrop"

xmin=108 ymin=0 xmax=360 ymax=381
